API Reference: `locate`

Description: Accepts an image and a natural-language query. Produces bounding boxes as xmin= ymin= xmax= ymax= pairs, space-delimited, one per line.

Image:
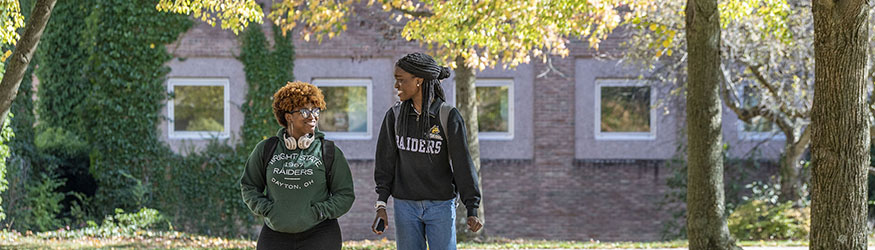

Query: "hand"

xmin=371 ymin=207 xmax=389 ymax=235
xmin=466 ymin=216 xmax=482 ymax=232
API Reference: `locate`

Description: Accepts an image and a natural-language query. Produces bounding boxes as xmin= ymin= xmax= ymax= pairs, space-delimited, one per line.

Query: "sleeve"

xmin=374 ymin=108 xmax=398 ymax=202
xmin=446 ymin=108 xmax=482 ymax=217
xmin=313 ymin=146 xmax=355 ymax=220
xmin=240 ymin=139 xmax=274 ymax=217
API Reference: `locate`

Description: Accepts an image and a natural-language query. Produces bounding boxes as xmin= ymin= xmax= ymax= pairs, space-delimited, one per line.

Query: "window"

xmin=737 ymin=85 xmax=782 ymax=140
xmin=595 ymin=79 xmax=656 ymax=140
xmin=312 ymin=79 xmax=372 ymax=139
xmin=476 ymin=79 xmax=514 ymax=139
xmin=167 ymin=78 xmax=230 ymax=139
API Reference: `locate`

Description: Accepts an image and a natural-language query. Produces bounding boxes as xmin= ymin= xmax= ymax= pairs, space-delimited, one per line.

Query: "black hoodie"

xmin=375 ymin=100 xmax=482 ymax=217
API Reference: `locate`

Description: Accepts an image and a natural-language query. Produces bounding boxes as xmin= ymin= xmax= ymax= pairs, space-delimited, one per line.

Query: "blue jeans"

xmin=393 ymin=198 xmax=456 ymax=250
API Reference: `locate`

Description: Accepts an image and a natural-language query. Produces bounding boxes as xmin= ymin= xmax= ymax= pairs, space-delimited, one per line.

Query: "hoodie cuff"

xmin=378 ymin=192 xmax=390 ymax=203
xmin=466 ymin=207 xmax=478 ymax=218
xmin=259 ymin=200 xmax=274 ymax=217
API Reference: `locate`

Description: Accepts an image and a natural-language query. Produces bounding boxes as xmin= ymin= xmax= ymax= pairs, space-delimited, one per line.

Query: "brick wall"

xmin=338 ymin=158 xmax=677 ymax=241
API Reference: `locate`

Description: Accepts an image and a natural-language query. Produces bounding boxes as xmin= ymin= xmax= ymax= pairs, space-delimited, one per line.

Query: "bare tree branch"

xmin=720 ymin=63 xmax=741 ymax=108
xmin=791 ymin=125 xmax=811 ymax=155
xmin=742 ymin=62 xmax=802 ymax=119
xmin=536 ymin=56 xmax=569 ymax=79
xmin=746 ymin=63 xmax=781 ymax=101
xmin=720 ymin=62 xmax=760 ymax=122
xmin=794 ymin=108 xmax=810 ymax=120
xmin=870 ymin=103 xmax=875 ymax=142
xmin=388 ymin=5 xmax=433 ymax=17
xmin=773 ymin=116 xmax=796 ymax=143
xmin=721 ymin=61 xmax=799 ymax=144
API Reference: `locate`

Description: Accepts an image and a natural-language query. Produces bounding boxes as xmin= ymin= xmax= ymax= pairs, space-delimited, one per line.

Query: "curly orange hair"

xmin=272 ymin=81 xmax=327 ymax=127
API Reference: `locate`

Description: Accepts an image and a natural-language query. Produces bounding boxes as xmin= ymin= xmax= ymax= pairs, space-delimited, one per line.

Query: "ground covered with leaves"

xmin=0 ymin=230 xmax=840 ymax=250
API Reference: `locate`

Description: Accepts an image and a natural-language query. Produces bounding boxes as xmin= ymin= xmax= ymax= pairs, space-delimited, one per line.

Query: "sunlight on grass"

xmin=4 ymin=230 xmax=875 ymax=249
xmin=1 ymin=230 xmax=256 ymax=249
xmin=457 ymin=238 xmax=686 ymax=249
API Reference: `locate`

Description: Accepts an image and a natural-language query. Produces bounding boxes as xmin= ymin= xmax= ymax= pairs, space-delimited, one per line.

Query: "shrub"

xmin=37 ymin=207 xmax=169 ymax=239
xmin=106 ymin=207 xmax=166 ymax=233
xmin=34 ymin=126 xmax=87 ymax=159
xmin=728 ymin=182 xmax=810 ymax=241
xmin=18 ymin=172 xmax=66 ymax=232
xmin=154 ymin=140 xmax=251 ymax=236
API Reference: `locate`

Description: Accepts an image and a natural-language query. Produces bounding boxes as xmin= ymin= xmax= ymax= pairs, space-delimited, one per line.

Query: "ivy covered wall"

xmin=4 ymin=0 xmax=296 ymax=237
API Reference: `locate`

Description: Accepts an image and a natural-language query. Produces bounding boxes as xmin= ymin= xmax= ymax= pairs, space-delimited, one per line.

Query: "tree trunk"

xmin=779 ymin=146 xmax=805 ymax=203
xmin=453 ymin=54 xmax=484 ymax=240
xmin=0 ymin=0 xmax=56 ymax=126
xmin=779 ymin=131 xmax=809 ymax=203
xmin=810 ymin=0 xmax=870 ymax=249
xmin=685 ymin=0 xmax=739 ymax=249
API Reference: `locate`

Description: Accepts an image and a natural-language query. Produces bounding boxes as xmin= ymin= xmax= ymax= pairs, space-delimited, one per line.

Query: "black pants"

xmin=256 ymin=219 xmax=341 ymax=250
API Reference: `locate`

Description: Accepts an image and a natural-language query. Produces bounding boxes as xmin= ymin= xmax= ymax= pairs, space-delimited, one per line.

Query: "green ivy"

xmin=14 ymin=1 xmax=297 ymax=237
xmin=3 ymin=69 xmax=29 ymax=227
xmin=34 ymin=0 xmax=90 ymax=133
xmin=156 ymin=141 xmax=251 ymax=236
xmin=2 ymin=0 xmax=35 ymax=228
xmin=1 ymin=61 xmax=27 ymax=227
xmin=240 ymin=24 xmax=294 ymax=151
xmin=77 ymin=0 xmax=191 ymax=215
xmin=0 ymin=114 xmax=13 ymax=222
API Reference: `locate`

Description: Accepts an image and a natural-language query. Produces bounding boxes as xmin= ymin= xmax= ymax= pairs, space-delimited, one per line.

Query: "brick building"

xmin=160 ymin=5 xmax=784 ymax=242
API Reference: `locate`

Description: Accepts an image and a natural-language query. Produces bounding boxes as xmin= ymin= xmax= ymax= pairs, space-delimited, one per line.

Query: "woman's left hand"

xmin=466 ymin=216 xmax=482 ymax=232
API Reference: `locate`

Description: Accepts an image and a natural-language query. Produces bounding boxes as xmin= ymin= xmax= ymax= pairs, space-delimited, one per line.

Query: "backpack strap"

xmin=262 ymin=136 xmax=280 ymax=178
xmin=439 ymin=102 xmax=453 ymax=163
xmin=439 ymin=102 xmax=452 ymax=142
xmin=392 ymin=101 xmax=402 ymax=136
xmin=322 ymin=139 xmax=335 ymax=190
xmin=394 ymin=101 xmax=453 ymax=136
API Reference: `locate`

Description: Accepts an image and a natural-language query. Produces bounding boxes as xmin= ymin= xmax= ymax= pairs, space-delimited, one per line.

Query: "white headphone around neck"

xmin=283 ymin=132 xmax=315 ymax=150
xmin=283 ymin=113 xmax=316 ymax=150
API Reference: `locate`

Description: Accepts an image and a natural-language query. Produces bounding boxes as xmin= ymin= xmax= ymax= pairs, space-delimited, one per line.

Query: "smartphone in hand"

xmin=375 ymin=218 xmax=386 ymax=232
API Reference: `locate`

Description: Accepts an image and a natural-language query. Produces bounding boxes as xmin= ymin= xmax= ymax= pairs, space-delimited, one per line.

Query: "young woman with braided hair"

xmin=373 ymin=52 xmax=483 ymax=250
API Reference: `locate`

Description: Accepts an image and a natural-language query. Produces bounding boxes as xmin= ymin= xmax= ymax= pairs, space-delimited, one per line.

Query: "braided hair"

xmin=395 ymin=52 xmax=451 ymax=139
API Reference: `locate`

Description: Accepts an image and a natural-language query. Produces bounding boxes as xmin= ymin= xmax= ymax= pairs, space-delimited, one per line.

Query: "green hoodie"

xmin=240 ymin=128 xmax=355 ymax=233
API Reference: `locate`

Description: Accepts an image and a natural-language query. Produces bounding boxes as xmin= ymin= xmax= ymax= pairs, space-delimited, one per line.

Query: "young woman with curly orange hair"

xmin=240 ymin=81 xmax=355 ymax=250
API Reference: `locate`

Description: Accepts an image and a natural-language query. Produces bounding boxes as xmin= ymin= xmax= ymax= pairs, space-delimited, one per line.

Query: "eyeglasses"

xmin=287 ymin=108 xmax=321 ymax=119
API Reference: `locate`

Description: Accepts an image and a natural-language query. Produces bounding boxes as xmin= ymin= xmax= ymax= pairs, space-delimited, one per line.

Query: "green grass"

xmin=458 ymin=238 xmax=688 ymax=249
xmin=4 ymin=230 xmax=874 ymax=250
xmin=460 ymin=238 xmax=817 ymax=248
xmin=1 ymin=230 xmax=256 ymax=249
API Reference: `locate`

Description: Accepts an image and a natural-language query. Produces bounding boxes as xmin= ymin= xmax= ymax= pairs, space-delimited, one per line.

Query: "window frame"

xmin=594 ymin=79 xmax=657 ymax=140
xmin=167 ymin=78 xmax=231 ymax=140
xmin=312 ymin=78 xmax=374 ymax=140
xmin=735 ymin=85 xmax=785 ymax=141
xmin=475 ymin=79 xmax=515 ymax=140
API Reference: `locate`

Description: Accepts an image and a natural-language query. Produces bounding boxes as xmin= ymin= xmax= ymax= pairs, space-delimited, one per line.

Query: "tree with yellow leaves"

xmin=0 ymin=0 xmax=54 ymax=130
xmin=157 ymin=0 xmax=650 ymax=238
xmin=0 ymin=0 xmax=55 ymax=224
